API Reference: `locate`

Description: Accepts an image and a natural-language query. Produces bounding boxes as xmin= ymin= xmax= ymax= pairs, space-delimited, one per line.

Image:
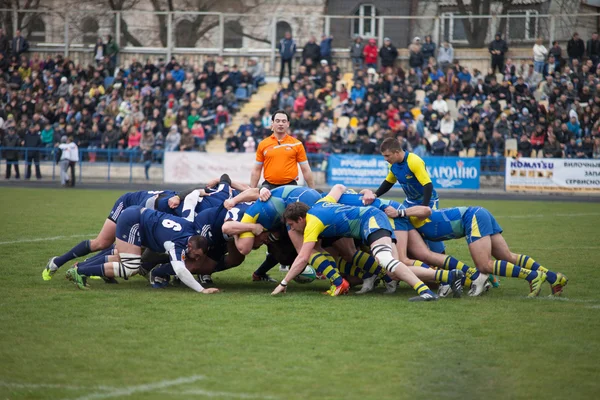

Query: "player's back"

xmin=338 ymin=193 xmax=402 ymax=211
xmin=308 ymin=198 xmax=374 ymax=238
xmin=139 ymin=209 xmax=197 ymax=253
xmin=412 ymin=206 xmax=468 ymax=241
xmin=124 ymin=190 xmax=171 ymax=208
xmin=271 ymin=185 xmax=322 ymax=207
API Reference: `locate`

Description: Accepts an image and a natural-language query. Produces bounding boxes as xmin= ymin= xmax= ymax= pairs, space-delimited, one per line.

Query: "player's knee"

xmin=91 ymin=237 xmax=113 ymax=251
xmin=237 ymin=242 xmax=253 ymax=256
xmin=108 ymin=253 xmax=141 ymax=280
xmin=372 ymin=244 xmax=402 ymax=273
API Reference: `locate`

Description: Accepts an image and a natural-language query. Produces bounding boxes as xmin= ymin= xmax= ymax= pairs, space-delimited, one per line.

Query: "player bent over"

xmin=273 ymin=184 xmax=439 ymax=302
xmin=408 ymin=206 xmax=568 ymax=297
xmin=65 ymin=206 xmax=219 ymax=294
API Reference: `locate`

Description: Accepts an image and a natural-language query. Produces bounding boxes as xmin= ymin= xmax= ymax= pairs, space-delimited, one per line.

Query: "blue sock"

xmin=77 ymin=263 xmax=105 ymax=277
xmin=152 ymin=263 xmax=175 ymax=279
xmin=78 ymin=246 xmax=115 ymax=268
xmin=55 ymin=240 xmax=91 ymax=267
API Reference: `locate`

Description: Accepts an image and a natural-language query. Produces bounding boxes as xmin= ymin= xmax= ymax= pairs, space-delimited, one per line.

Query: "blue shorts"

xmin=108 ymin=193 xmax=131 ymax=222
xmin=108 ymin=192 xmax=156 ymax=222
xmin=360 ymin=209 xmax=396 ymax=243
xmin=390 ymin=216 xmax=414 ymax=232
xmin=115 ymin=206 xmax=143 ymax=247
xmin=463 ymin=207 xmax=503 ymax=244
xmin=403 ymin=198 xmax=445 ymax=253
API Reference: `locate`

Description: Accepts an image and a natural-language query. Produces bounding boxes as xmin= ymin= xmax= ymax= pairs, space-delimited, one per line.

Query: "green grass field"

xmin=1 ymin=187 xmax=600 ymax=400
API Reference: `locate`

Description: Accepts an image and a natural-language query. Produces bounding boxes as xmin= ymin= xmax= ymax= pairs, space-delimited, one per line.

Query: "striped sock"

xmin=310 ymin=253 xmax=343 ymax=286
xmin=413 ymin=281 xmax=431 ymax=295
xmin=516 ymin=254 xmax=557 ymax=284
xmin=493 ymin=260 xmax=536 ymax=282
xmin=352 ymin=250 xmax=393 ymax=283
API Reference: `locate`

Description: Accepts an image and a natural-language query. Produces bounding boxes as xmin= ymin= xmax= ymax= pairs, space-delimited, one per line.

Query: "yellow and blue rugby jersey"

xmin=385 ymin=152 xmax=438 ymax=203
xmin=303 ymin=196 xmax=373 ymax=242
xmin=410 ymin=206 xmax=469 ymax=241
xmin=240 ymin=186 xmax=322 ymax=238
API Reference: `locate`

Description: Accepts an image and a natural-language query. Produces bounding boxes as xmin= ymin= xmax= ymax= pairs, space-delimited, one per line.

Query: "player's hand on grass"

xmin=259 ymin=188 xmax=272 ymax=201
xmin=384 ymin=206 xmax=399 ymax=218
xmin=271 ymin=284 xmax=287 ymax=295
xmin=224 ymin=199 xmax=236 ymax=210
xmin=360 ymin=189 xmax=376 ymax=205
xmin=252 ymin=224 xmax=265 ymax=236
xmin=202 ymin=288 xmax=220 ymax=294
xmin=168 ymin=196 xmax=180 ymax=208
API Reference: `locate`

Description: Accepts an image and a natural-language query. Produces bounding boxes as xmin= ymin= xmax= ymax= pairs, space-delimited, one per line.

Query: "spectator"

xmin=225 ymin=130 xmax=240 ymax=152
xmin=475 ymin=131 xmax=489 ymax=156
xmin=446 ymin=132 xmax=464 ymax=156
xmin=440 ymin=113 xmax=454 ymax=136
xmin=11 ymin=30 xmax=29 ymax=58
xmin=593 ymin=137 xmax=600 ymax=159
xmin=278 ymin=31 xmax=296 ymax=83
xmin=358 ymin=134 xmax=377 ymax=154
xmin=165 ymin=126 xmax=181 ymax=151
xmin=544 ymin=133 xmax=563 ymax=158
xmin=350 ymin=35 xmax=364 ymax=71
xmin=363 ymin=38 xmax=378 ymax=69
xmin=22 ymin=124 xmax=42 ymax=179
xmin=243 ymin=130 xmax=256 ymax=153
xmin=533 ymin=38 xmax=548 ymax=74
xmin=567 ymin=32 xmax=585 ymax=65
xmin=302 ymin=36 xmax=320 ymax=67
xmin=140 ymin=128 xmax=155 ymax=179
xmin=431 ymin=134 xmax=447 ymax=156
xmin=564 ymin=138 xmax=578 ymax=158
xmin=106 ymin=35 xmax=119 ymax=73
xmin=379 ymin=37 xmax=398 ymax=71
xmin=0 ymin=28 xmax=9 ymax=56
xmin=438 ymin=41 xmax=454 ymax=70
xmin=179 ymin=127 xmax=195 ymax=151
xmin=489 ymin=32 xmax=508 ymax=73
xmin=41 ymin=122 xmax=55 ymax=150
xmin=93 ymin=37 xmax=105 ymax=66
xmin=3 ymin=127 xmax=20 ymax=179
xmin=518 ymin=134 xmax=533 ymax=157
xmin=432 ymin=94 xmax=448 ymax=115
xmin=247 ymin=57 xmax=265 ymax=86
xmin=320 ymin=34 xmax=333 ymax=65
xmin=549 ymin=41 xmax=563 ymax=67
xmin=408 ymin=38 xmax=424 ymax=75
xmin=421 ymin=35 xmax=436 ymax=66
xmin=215 ymin=105 xmax=230 ymax=138
xmin=588 ymin=32 xmax=600 ymax=69
xmin=191 ymin=120 xmax=206 ymax=151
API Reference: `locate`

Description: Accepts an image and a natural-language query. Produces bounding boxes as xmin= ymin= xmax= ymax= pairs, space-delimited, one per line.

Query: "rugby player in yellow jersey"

xmin=273 ymin=184 xmax=441 ymax=301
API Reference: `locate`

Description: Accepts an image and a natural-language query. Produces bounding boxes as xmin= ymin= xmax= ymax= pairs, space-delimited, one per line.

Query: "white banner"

xmin=163 ymin=152 xmax=305 ymax=185
xmin=505 ymin=158 xmax=600 ymax=193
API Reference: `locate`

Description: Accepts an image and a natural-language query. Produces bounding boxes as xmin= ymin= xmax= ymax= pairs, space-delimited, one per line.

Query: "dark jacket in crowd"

xmin=489 ymin=36 xmax=508 ymax=56
xmin=278 ymin=38 xmax=297 ymax=60
xmin=22 ymin=130 xmax=42 ymax=149
xmin=567 ymin=37 xmax=585 ymax=59
xmin=302 ymin=41 xmax=320 ymax=63
xmin=2 ymin=131 xmax=20 ymax=159
xmin=421 ymin=39 xmax=436 ymax=61
xmin=379 ymin=44 xmax=398 ymax=67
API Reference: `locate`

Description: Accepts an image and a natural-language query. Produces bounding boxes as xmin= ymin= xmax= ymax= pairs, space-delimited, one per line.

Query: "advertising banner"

xmin=327 ymin=155 xmax=480 ymax=190
xmin=505 ymin=158 xmax=600 ymax=193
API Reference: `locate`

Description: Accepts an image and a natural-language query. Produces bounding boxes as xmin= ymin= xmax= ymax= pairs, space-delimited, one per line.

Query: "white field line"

xmin=0 ymin=382 xmax=116 ymax=391
xmin=68 ymin=375 xmax=206 ymax=400
xmin=495 ymin=212 xmax=600 ymax=219
xmin=0 ymin=233 xmax=95 ymax=246
xmin=162 ymin=389 xmax=279 ymax=399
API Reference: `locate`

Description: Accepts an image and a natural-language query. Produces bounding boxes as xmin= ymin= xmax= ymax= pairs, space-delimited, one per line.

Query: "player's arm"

xmin=407 ymin=154 xmax=433 ymax=206
xmin=271 ymin=241 xmax=316 ymax=295
xmin=223 ymin=220 xmax=264 ymax=255
xmin=361 ymin=169 xmax=397 ymax=204
xmin=224 ymin=188 xmax=259 ymax=209
xmin=299 ymin=162 xmax=315 ymax=188
xmin=324 ymin=184 xmax=346 ymax=202
xmin=168 ymin=247 xmax=216 ymax=294
xmin=405 ymin=205 xmax=432 ymax=219
xmin=230 ymin=180 xmax=251 ymax=192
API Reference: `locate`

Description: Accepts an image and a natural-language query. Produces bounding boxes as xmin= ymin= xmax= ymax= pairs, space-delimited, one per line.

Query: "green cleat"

xmin=488 ymin=274 xmax=501 ymax=288
xmin=528 ymin=271 xmax=547 ymax=298
xmin=42 ymin=257 xmax=58 ymax=281
xmin=65 ymin=267 xmax=89 ymax=290
xmin=550 ymin=273 xmax=568 ymax=297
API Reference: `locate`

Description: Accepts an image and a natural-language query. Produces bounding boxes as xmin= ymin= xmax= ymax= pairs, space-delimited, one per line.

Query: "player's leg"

xmin=506 ymin=241 xmax=568 ymax=296
xmin=368 ymin=233 xmax=437 ymax=301
xmin=488 ymin=233 xmax=555 ymax=297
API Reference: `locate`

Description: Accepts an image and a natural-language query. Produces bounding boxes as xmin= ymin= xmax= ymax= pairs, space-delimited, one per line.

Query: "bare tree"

xmin=455 ymin=0 xmax=515 ymax=47
xmin=0 ymin=0 xmax=48 ymax=39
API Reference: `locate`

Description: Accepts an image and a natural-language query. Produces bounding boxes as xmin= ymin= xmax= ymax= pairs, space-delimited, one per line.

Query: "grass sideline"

xmin=1 ymin=187 xmax=599 ymax=400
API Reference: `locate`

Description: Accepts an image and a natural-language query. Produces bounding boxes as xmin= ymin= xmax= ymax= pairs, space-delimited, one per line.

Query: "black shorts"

xmin=260 ymin=180 xmax=297 ymax=190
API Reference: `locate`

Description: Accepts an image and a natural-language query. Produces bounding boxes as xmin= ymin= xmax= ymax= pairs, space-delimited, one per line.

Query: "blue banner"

xmin=326 ymin=155 xmax=480 ymax=190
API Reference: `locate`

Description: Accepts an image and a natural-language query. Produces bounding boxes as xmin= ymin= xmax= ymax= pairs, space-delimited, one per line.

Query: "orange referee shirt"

xmin=256 ymin=134 xmax=308 ymax=185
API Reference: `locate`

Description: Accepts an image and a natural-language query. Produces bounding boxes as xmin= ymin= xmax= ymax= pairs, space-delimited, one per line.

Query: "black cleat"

xmin=450 ymin=270 xmax=465 ymax=298
xmin=408 ymin=292 xmax=439 ymax=302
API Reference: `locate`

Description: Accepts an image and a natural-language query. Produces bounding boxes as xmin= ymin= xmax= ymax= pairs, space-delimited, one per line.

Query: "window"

xmin=81 ymin=17 xmax=99 ymax=46
xmin=224 ymin=20 xmax=243 ymax=48
xmin=27 ymin=16 xmax=45 ymax=44
xmin=441 ymin=12 xmax=469 ymax=43
xmin=175 ymin=20 xmax=196 ymax=47
xmin=276 ymin=21 xmax=292 ymax=42
xmin=507 ymin=10 xmax=539 ymax=41
xmin=353 ymin=4 xmax=379 ymax=38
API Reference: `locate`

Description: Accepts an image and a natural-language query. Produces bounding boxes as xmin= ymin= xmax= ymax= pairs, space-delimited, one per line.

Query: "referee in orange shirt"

xmin=250 ymin=110 xmax=314 ymax=189
xmin=250 ymin=109 xmax=315 ymax=281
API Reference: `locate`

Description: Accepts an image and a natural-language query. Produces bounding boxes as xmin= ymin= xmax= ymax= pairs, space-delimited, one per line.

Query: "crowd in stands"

xmin=0 ymin=32 xmax=266 ymax=179
xmin=227 ymin=31 xmax=600 ymax=162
